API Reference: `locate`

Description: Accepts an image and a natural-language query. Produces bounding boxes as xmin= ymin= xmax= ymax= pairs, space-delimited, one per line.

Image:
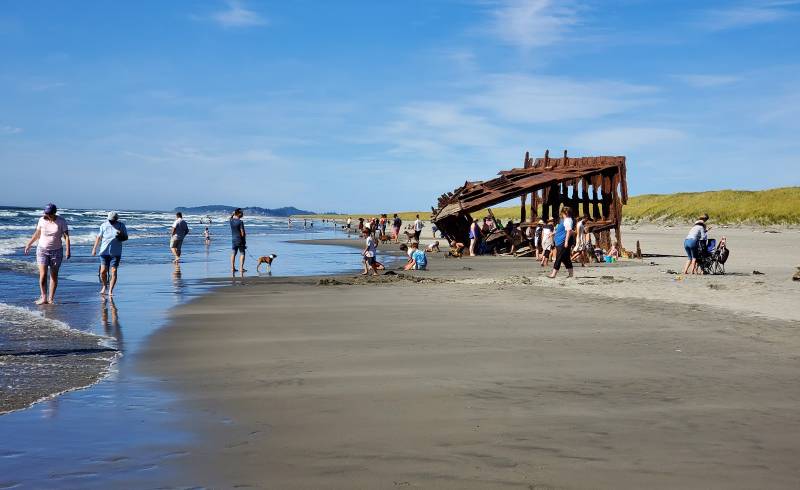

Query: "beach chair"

xmin=697 ymin=238 xmax=729 ymax=275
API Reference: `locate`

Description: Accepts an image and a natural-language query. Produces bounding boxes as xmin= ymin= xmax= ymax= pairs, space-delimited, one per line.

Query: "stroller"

xmin=697 ymin=237 xmax=730 ymax=275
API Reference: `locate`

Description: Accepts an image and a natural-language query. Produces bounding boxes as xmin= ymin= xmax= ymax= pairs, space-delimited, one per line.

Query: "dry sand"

xmin=139 ymin=224 xmax=800 ymax=489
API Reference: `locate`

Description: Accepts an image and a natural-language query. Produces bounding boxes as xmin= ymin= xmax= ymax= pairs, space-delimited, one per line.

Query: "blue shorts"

xmin=684 ymin=239 xmax=698 ymax=260
xmin=100 ymin=255 xmax=121 ymax=268
xmin=232 ymin=244 xmax=246 ymax=253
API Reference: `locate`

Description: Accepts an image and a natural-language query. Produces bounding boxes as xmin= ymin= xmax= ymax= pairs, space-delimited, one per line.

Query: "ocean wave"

xmin=0 ymin=257 xmax=39 ymax=275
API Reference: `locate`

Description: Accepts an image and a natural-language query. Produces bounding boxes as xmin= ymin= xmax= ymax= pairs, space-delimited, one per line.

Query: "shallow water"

xmin=0 ymin=207 xmax=373 ymax=487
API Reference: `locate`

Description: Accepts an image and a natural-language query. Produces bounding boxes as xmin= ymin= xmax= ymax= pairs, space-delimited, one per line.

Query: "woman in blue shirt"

xmin=547 ymin=207 xmax=575 ymax=279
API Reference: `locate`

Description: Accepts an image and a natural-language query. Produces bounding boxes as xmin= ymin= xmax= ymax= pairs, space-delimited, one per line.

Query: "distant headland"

xmin=174 ymin=205 xmax=316 ymax=217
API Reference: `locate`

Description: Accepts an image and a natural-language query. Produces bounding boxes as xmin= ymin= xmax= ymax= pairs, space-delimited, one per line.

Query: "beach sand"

xmin=138 ymin=224 xmax=800 ymax=489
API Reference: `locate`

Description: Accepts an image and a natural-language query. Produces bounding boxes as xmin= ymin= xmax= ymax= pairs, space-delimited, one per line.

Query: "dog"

xmin=378 ymin=234 xmax=391 ymax=243
xmin=256 ymin=254 xmax=278 ymax=272
xmin=403 ymin=230 xmax=416 ymax=244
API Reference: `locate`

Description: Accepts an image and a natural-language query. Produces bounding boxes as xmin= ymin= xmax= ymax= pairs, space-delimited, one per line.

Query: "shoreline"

xmin=134 ymin=227 xmax=800 ymax=488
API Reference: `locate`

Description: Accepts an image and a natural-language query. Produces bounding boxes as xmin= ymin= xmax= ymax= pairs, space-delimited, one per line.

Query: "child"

xmin=362 ymin=229 xmax=379 ymax=276
xmin=425 ymin=240 xmax=440 ymax=253
xmin=609 ymin=243 xmax=619 ymax=259
xmin=404 ymin=242 xmax=428 ymax=270
xmin=540 ymin=220 xmax=554 ymax=267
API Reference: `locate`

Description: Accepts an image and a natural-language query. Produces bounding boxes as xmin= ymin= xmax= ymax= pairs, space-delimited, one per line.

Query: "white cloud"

xmin=471 ymin=74 xmax=657 ymax=123
xmin=0 ymin=125 xmax=22 ymax=135
xmin=699 ymin=1 xmax=799 ymax=31
xmin=487 ymin=0 xmax=578 ymax=49
xmin=210 ymin=0 xmax=267 ymax=28
xmin=673 ymin=74 xmax=740 ymax=88
xmin=570 ymin=127 xmax=687 ymax=154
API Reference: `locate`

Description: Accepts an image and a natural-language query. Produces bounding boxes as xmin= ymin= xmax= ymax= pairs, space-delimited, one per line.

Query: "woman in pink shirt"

xmin=24 ymin=203 xmax=71 ymax=305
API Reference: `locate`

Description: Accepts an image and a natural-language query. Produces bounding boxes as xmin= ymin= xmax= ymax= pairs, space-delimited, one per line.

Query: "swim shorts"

xmin=232 ymin=243 xmax=246 ymax=253
xmin=100 ymin=254 xmax=121 ymax=268
xmin=170 ymin=236 xmax=184 ymax=251
xmin=36 ymin=247 xmax=63 ymax=267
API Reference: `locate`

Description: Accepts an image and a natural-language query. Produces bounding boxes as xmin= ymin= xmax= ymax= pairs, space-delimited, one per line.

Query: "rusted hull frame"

xmin=432 ymin=150 xmax=628 ymax=251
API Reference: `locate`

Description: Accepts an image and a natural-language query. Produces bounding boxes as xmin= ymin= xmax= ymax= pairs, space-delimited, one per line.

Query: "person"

xmin=609 ymin=242 xmax=620 ymax=259
xmin=203 ymin=226 xmax=211 ymax=245
xmin=230 ymin=208 xmax=247 ymax=273
xmin=683 ymin=214 xmax=708 ymax=275
xmin=379 ymin=214 xmax=387 ymax=237
xmin=425 ymin=240 xmax=440 ymax=253
xmin=413 ymin=214 xmax=424 ymax=242
xmin=170 ymin=212 xmax=189 ymax=263
xmin=540 ymin=219 xmax=554 ymax=267
xmin=362 ymin=228 xmax=379 ymax=276
xmin=534 ymin=219 xmax=544 ymax=259
xmin=525 ymin=223 xmax=535 ymax=255
xmin=288 ymin=218 xmax=292 ymax=228
xmin=571 ymin=216 xmax=589 ymax=266
xmin=404 ymin=241 xmax=428 ymax=270
xmin=91 ymin=211 xmax=128 ymax=297
xmin=448 ymin=239 xmax=466 ymax=257
xmin=548 ymin=208 xmax=575 ymax=279
xmin=357 ymin=217 xmax=364 ymax=233
xmin=469 ymin=219 xmax=481 ymax=256
xmin=431 ymin=223 xmax=438 ymax=239
xmin=392 ymin=213 xmax=402 ymax=243
xmin=24 ymin=203 xmax=70 ymax=305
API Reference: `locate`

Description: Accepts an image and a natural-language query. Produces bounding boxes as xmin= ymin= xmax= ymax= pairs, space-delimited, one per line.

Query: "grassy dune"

xmin=295 ymin=187 xmax=800 ymax=226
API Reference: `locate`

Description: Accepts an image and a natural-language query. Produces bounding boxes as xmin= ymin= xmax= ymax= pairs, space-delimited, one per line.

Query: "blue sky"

xmin=1 ymin=0 xmax=798 ymax=212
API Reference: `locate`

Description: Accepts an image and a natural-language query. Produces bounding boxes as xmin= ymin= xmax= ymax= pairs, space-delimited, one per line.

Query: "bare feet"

xmin=100 ymin=287 xmax=106 ymax=296
xmin=35 ymin=297 xmax=48 ymax=305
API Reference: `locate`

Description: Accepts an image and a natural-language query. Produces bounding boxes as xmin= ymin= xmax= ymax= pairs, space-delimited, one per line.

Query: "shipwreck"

xmin=431 ymin=150 xmax=629 ymax=251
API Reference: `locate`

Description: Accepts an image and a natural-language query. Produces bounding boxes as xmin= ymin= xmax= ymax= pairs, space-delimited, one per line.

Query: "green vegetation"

xmin=294 ymin=187 xmax=800 ymax=226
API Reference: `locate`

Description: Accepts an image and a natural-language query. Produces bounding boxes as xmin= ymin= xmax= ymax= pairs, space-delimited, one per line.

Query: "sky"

xmin=1 ymin=0 xmax=799 ymax=212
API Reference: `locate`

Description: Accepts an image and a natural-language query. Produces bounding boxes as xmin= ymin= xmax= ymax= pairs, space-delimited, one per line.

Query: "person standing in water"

xmin=229 ymin=208 xmax=247 ymax=273
xmin=91 ymin=211 xmax=128 ymax=297
xmin=24 ymin=203 xmax=71 ymax=305
xmin=169 ymin=212 xmax=189 ymax=263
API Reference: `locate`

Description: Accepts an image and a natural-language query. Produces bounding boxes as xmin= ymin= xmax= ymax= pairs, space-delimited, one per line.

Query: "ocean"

xmin=0 ymin=206 xmax=366 ymax=487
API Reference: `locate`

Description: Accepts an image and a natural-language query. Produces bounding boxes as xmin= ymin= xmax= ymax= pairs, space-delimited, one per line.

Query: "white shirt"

xmin=414 ymin=219 xmax=423 ymax=231
xmin=365 ymin=236 xmax=377 ymax=257
xmin=563 ymin=217 xmax=574 ymax=231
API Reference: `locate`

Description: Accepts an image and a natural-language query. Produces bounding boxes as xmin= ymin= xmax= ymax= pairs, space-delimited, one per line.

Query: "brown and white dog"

xmin=256 ymin=254 xmax=278 ymax=272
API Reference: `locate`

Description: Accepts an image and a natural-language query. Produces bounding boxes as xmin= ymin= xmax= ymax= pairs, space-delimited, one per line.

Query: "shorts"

xmin=684 ymin=238 xmax=698 ymax=260
xmin=364 ymin=256 xmax=376 ymax=265
xmin=36 ymin=247 xmax=63 ymax=268
xmin=170 ymin=236 xmax=184 ymax=251
xmin=100 ymin=254 xmax=121 ymax=269
xmin=232 ymin=243 xmax=246 ymax=253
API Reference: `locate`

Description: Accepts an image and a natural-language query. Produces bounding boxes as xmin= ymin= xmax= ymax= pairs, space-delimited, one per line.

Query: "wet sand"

xmin=138 ymin=225 xmax=800 ymax=489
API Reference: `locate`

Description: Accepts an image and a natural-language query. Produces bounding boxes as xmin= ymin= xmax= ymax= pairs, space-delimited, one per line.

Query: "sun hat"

xmin=538 ymin=219 xmax=544 ymax=224
xmin=43 ymin=203 xmax=57 ymax=215
xmin=108 ymin=211 xmax=119 ymax=221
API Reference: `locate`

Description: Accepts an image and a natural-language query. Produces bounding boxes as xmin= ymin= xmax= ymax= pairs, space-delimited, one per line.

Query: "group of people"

xmin=21 ymin=204 xmax=254 ymax=305
xmin=348 ymin=213 xmax=426 ymax=243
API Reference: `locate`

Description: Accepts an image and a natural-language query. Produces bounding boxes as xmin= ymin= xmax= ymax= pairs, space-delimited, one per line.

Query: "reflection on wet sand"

xmin=172 ymin=264 xmax=184 ymax=302
xmin=101 ymin=297 xmax=123 ymax=352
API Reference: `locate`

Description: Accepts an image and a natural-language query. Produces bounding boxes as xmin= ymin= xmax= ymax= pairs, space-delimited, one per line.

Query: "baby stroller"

xmin=697 ymin=237 xmax=729 ymax=275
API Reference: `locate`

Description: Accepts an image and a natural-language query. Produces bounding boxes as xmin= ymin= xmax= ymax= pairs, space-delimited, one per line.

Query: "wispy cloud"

xmin=210 ymin=0 xmax=267 ymax=28
xmin=673 ymin=74 xmax=740 ymax=88
xmin=698 ymin=1 xmax=799 ymax=31
xmin=28 ymin=81 xmax=66 ymax=92
xmin=1 ymin=125 xmax=22 ymax=135
xmin=486 ymin=0 xmax=579 ymax=48
xmin=471 ymin=74 xmax=657 ymax=123
xmin=570 ymin=127 xmax=687 ymax=154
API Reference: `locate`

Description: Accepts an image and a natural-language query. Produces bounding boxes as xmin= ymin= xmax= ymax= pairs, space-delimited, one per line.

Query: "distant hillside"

xmin=175 ymin=205 xmax=315 ymax=217
xmin=295 ymin=187 xmax=800 ymax=226
xmin=623 ymin=187 xmax=800 ymax=225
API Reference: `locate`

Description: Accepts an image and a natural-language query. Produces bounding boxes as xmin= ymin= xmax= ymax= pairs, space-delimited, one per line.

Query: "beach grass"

xmin=295 ymin=187 xmax=800 ymax=226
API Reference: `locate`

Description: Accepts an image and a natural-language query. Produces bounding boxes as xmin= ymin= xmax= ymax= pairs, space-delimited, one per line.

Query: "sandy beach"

xmin=137 ymin=224 xmax=800 ymax=489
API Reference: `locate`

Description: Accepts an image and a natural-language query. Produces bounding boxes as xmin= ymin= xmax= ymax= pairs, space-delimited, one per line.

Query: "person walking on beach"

xmin=548 ymin=208 xmax=575 ymax=279
xmin=469 ymin=218 xmax=481 ymax=256
xmin=91 ymin=211 xmax=128 ymax=297
xmin=682 ymin=214 xmax=708 ymax=275
xmin=362 ymin=228 xmax=379 ymax=276
xmin=203 ymin=226 xmax=211 ymax=245
xmin=392 ymin=214 xmax=402 ymax=243
xmin=540 ymin=219 xmax=554 ymax=267
xmin=413 ymin=214 xmax=424 ymax=242
xmin=230 ymin=208 xmax=247 ymax=273
xmin=170 ymin=212 xmax=189 ymax=264
xmin=23 ymin=203 xmax=70 ymax=305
